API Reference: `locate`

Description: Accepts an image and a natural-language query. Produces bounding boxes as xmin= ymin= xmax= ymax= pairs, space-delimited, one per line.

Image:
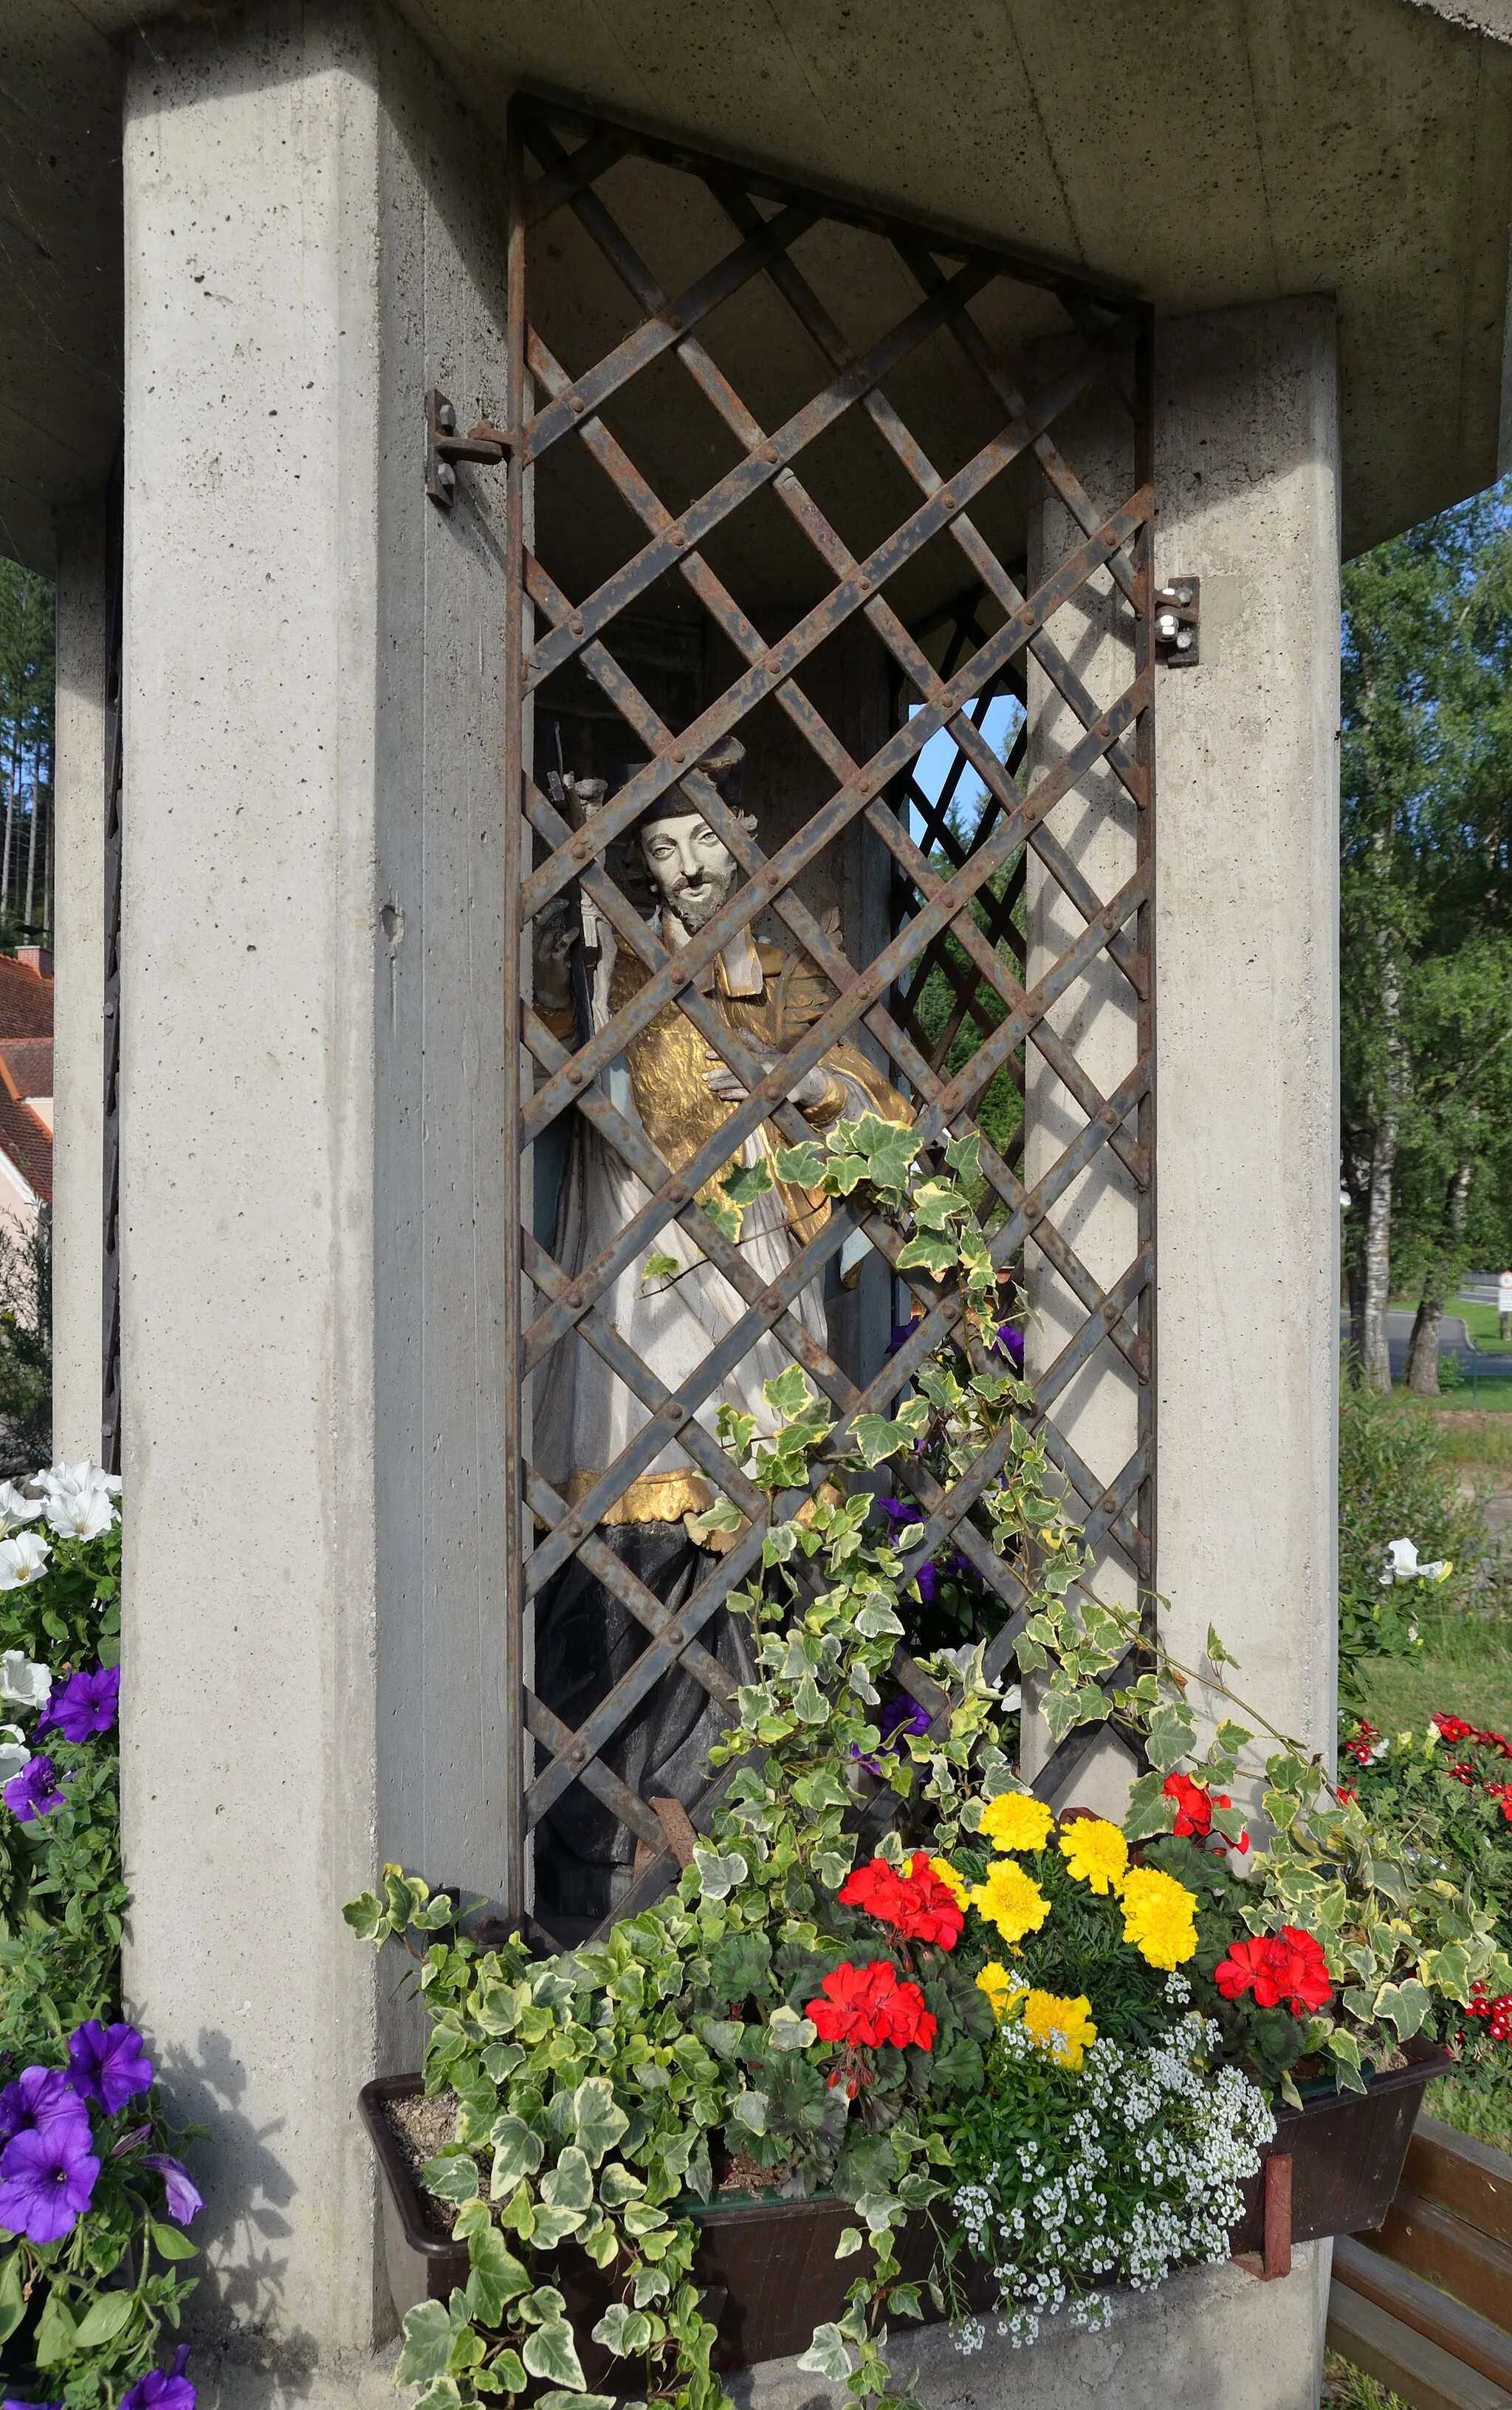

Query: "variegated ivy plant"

xmin=348 ymin=1118 xmax=1509 ymax=2410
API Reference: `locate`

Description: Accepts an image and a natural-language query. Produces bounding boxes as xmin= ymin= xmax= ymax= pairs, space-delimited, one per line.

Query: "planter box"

xmin=361 ymin=2047 xmax=1448 ymax=2372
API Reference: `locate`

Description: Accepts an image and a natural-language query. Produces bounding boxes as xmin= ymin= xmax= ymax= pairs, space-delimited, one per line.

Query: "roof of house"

xmin=0 ymin=958 xmax=53 ymax=1206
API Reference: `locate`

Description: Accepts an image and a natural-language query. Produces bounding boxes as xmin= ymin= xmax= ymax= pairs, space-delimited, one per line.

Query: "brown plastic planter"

xmin=1228 ymin=2040 xmax=1449 ymax=2256
xmin=361 ymin=2046 xmax=1448 ymax=2370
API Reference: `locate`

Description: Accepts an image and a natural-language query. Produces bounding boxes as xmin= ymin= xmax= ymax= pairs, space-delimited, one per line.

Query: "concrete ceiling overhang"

xmin=2 ymin=0 xmax=1511 ymax=576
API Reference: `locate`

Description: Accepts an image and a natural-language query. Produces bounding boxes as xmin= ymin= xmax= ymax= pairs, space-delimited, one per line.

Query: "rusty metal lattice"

xmin=496 ymin=99 xmax=1155 ymax=1937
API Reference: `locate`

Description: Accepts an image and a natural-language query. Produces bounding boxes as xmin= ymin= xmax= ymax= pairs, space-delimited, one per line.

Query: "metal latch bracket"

xmin=1154 ymin=577 xmax=1200 ymax=666
xmin=426 ymin=388 xmax=509 ymax=508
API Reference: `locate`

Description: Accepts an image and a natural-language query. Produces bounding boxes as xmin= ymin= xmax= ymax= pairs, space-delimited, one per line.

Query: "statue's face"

xmin=639 ymin=810 xmax=737 ymax=934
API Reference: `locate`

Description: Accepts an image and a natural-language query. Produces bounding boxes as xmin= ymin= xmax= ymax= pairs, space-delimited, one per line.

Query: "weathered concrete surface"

xmin=3 ymin=0 xmax=1512 ymax=569
xmin=51 ymin=501 xmax=110 ymax=1462
xmin=724 ymin=2247 xmax=1330 ymax=2410
xmin=1152 ymin=298 xmax=1341 ymax=1783
xmin=120 ymin=0 xmax=509 ymax=2388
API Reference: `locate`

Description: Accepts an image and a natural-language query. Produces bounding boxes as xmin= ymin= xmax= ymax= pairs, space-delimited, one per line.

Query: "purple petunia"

xmin=3 ymin=1757 xmax=66 ymax=1823
xmin=0 ymin=2068 xmax=89 ymax=2149
xmin=4 ymin=2397 xmax=63 ymax=2409
xmin=0 ymin=2122 xmax=99 ymax=2243
xmin=992 ymin=1321 xmax=1025 ymax=1376
xmin=142 ymin=2154 xmax=202 ymax=2225
xmin=119 ymin=2347 xmax=194 ymax=2410
xmin=67 ymin=2022 xmax=153 ymax=2115
xmin=38 ymin=1666 xmax=119 ymax=1746
xmin=851 ymin=1693 xmax=932 ymax=1778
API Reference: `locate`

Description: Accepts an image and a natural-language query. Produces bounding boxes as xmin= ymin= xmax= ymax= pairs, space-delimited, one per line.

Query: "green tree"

xmin=0 ymin=561 xmax=55 ymax=942
xmin=1341 ymin=484 xmax=1512 ymax=1389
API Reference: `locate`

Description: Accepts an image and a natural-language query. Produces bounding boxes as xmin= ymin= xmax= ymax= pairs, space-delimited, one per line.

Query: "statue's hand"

xmin=704 ymin=1048 xmax=830 ymax=1111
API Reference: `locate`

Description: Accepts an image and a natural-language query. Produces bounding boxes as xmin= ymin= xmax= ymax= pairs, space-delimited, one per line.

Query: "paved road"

xmin=1336 ymin=1308 xmax=1512 ymax=1382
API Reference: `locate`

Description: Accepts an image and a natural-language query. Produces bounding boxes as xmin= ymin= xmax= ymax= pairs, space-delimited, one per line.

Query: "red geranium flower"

xmin=838 ymin=1853 xmax=963 ymax=1950
xmin=1434 ymin=1714 xmax=1472 ymax=1743
xmin=1214 ymin=1926 xmax=1332 ymax=2016
xmin=1162 ymin=1772 xmax=1250 ymax=1855
xmin=806 ymin=1959 xmax=937 ymax=2051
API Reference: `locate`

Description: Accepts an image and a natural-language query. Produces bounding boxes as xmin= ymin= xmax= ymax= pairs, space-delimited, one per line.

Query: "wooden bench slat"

xmin=1366 ymin=2188 xmax=1512 ymax=2333
xmin=1408 ymin=2119 xmax=1512 ymax=2253
xmin=1327 ymin=2282 xmax=1512 ymax=2410
xmin=1336 ymin=2235 xmax=1512 ymax=2391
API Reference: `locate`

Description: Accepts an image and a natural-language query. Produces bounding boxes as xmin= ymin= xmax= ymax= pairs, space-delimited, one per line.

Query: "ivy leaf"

xmin=797 ymin=2323 xmax=856 ymax=2381
xmin=888 ymin=2284 xmax=924 ymax=2322
xmin=834 ymin=2227 xmax=864 ymax=2259
xmin=529 ymin=2205 xmax=587 ymax=2248
xmin=851 ymin=1116 xmax=919 ymax=1194
xmin=896 ymin=1232 xmax=958 ymax=1279
xmin=541 ymin=2146 xmax=595 ymax=2216
xmin=693 ymin=1845 xmax=749 ymax=1901
xmin=422 ymin=2149 xmax=481 ymax=2205
xmin=766 ymin=2008 xmax=817 ymax=2051
xmin=1205 ymin=1625 xmax=1239 ymax=1668
xmin=791 ymin=1674 xmax=827 ymax=1724
xmin=572 ymin=2078 xmax=630 ymax=2168
xmin=642 ymin=1252 xmax=680 ymax=1284
xmin=700 ymin=2018 xmax=745 ymax=2060
xmin=944 ymin=1132 xmax=981 ymax=1184
xmin=724 ymin=1160 xmax=774 ymax=1209
xmin=395 ymin=2301 xmax=455 ymax=2388
xmin=537 ymin=2396 xmax=616 ymax=2410
xmin=774 ymin=1142 xmax=825 ymax=1188
xmin=522 ymin=2322 xmax=588 ymax=2392
xmin=686 ymin=1496 xmax=743 ymax=1543
xmin=1122 ymin=1770 xmax=1177 ymax=1843
xmin=465 ymin=2228 xmax=531 ymax=2327
xmin=1373 ymin=1980 xmax=1432 ymax=2041
xmin=1327 ymin=2030 xmax=1367 ymax=2094
xmin=490 ymin=2350 xmax=527 ymax=2394
xmin=597 ymin=2161 xmax=645 ymax=2207
xmin=489 ymin=2115 xmax=544 ymax=2197
xmin=1143 ymin=1700 xmax=1197 ymax=1773
xmin=732 ymin=2090 xmax=769 ymax=2135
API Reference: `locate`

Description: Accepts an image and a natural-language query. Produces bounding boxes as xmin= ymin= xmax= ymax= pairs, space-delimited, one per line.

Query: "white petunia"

xmin=0 ymin=1727 xmax=30 ymax=1788
xmin=1381 ymin=1536 xmax=1451 ymax=1585
xmin=0 ymin=1652 xmax=50 ymax=1712
xmin=34 ymin=1461 xmax=120 ymax=1542
xmin=0 ymin=1531 xmax=49 ymax=1590
xmin=0 ymin=1482 xmax=42 ymax=1528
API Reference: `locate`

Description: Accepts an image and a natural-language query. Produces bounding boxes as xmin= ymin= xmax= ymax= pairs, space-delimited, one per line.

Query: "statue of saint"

xmin=532 ymin=744 xmax=906 ymax=1926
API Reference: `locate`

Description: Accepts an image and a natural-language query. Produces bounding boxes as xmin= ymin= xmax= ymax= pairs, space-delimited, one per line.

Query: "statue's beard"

xmin=663 ymin=870 xmax=735 ymax=934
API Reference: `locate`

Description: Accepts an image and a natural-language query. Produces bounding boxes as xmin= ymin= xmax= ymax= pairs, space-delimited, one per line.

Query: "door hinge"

xmin=426 ymin=388 xmax=509 ymax=508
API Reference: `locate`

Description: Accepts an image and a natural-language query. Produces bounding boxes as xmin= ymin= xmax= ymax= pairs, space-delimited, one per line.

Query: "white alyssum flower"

xmin=0 ymin=1651 xmax=51 ymax=1712
xmin=0 ymin=1481 xmax=42 ymax=1529
xmin=1381 ymin=1536 xmax=1451 ymax=1585
xmin=34 ymin=1460 xmax=121 ymax=1542
xmin=0 ymin=1531 xmax=50 ymax=1590
xmin=950 ymin=2015 xmax=1274 ymax=2347
xmin=0 ymin=1726 xmax=30 ymax=1787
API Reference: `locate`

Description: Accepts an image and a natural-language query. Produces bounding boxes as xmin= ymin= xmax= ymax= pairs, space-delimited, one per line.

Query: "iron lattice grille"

xmin=498 ymin=99 xmax=1155 ymax=1934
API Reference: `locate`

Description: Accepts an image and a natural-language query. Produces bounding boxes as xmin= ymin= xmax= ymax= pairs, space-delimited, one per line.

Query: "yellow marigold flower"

xmin=1118 ymin=1865 xmax=1198 ymax=1971
xmin=970 ymin=1858 xmax=1051 ymax=1946
xmin=975 ymin=1960 xmax=1024 ymax=2022
xmin=1056 ymin=1816 xmax=1128 ymax=1895
xmin=977 ymin=1792 xmax=1055 ymax=1855
xmin=929 ymin=1857 xmax=971 ymax=1906
xmin=1020 ymin=1988 xmax=1097 ymax=2071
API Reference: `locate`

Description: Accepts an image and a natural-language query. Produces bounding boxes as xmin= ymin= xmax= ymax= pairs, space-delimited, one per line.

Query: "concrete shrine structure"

xmin=5 ymin=3 xmax=1512 ymax=2407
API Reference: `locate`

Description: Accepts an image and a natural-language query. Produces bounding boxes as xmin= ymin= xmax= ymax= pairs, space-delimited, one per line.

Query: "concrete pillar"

xmin=1152 ymin=298 xmax=1341 ymax=1783
xmin=120 ymin=3 xmax=509 ymax=2395
xmin=52 ymin=502 xmax=111 ymax=1461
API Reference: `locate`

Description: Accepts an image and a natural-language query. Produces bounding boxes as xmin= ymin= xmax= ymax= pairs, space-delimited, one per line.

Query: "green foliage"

xmin=349 ymin=1127 xmax=1512 ymax=2410
xmin=0 ymin=1488 xmax=203 ymax=2410
xmin=0 ymin=1215 xmax=52 ymax=1480
xmin=1340 ymin=484 xmax=1512 ymax=1344
xmin=1338 ymin=1384 xmax=1491 ymax=1706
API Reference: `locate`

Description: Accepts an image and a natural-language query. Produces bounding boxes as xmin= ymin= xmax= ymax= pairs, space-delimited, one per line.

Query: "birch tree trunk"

xmin=1405 ymin=1160 xmax=1474 ymax=1395
xmin=1362 ymin=1117 xmax=1398 ymax=1391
